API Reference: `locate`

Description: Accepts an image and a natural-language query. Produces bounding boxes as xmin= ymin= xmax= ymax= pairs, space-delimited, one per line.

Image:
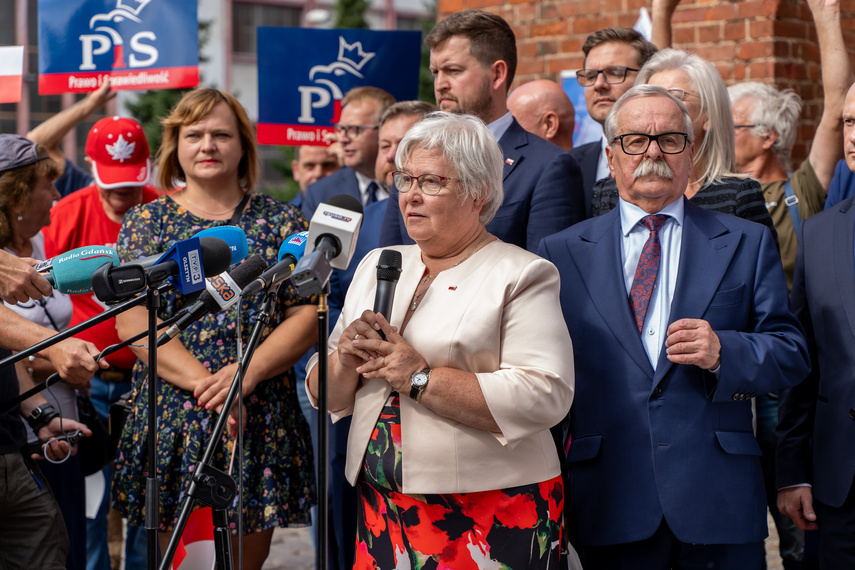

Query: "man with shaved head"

xmin=508 ymin=79 xmax=575 ymax=151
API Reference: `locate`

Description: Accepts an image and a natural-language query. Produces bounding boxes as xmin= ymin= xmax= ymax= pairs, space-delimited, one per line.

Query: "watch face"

xmin=412 ymin=371 xmax=429 ymax=387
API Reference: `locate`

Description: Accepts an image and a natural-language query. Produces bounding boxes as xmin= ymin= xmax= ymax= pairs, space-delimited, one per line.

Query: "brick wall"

xmin=436 ymin=0 xmax=855 ymax=164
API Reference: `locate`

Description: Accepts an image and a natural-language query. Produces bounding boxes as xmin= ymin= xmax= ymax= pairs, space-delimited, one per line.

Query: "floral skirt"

xmin=355 ymin=394 xmax=563 ymax=569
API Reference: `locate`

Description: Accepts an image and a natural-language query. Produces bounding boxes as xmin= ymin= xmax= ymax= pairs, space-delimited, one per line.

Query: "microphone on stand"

xmin=157 ymin=254 xmax=268 ymax=346
xmin=241 ymin=232 xmax=308 ymax=297
xmin=36 ymin=246 xmax=120 ymax=294
xmin=372 ymin=249 xmax=402 ymax=340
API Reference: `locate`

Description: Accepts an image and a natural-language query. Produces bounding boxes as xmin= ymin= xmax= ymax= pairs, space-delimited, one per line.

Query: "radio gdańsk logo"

xmin=297 ymin=37 xmax=376 ymax=131
xmin=80 ymin=0 xmax=157 ymax=72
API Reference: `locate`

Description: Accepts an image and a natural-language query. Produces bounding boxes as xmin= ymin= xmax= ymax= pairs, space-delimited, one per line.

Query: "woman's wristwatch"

xmin=409 ymin=368 xmax=431 ymax=403
xmin=26 ymin=403 xmax=60 ymax=433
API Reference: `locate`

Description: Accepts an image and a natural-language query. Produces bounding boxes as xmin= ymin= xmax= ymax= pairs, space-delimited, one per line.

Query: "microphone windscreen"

xmin=198 ymin=237 xmax=232 ymax=278
xmin=278 ymin=231 xmax=309 ymax=263
xmin=195 ymin=226 xmax=248 ymax=265
xmin=50 ymin=246 xmax=119 ymax=294
xmin=376 ymin=249 xmax=402 ymax=282
xmin=327 ymin=194 xmax=364 ymax=215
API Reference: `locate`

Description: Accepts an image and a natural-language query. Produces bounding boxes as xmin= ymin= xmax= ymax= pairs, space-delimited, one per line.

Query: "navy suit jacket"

xmin=302 ymin=167 xmax=362 ymax=217
xmin=825 ymin=159 xmax=855 ymax=210
xmin=568 ymin=139 xmax=601 ymax=219
xmin=378 ymin=118 xmax=586 ymax=252
xmin=777 ymin=196 xmax=855 ymax=508
xmin=538 ymin=199 xmax=809 ymax=546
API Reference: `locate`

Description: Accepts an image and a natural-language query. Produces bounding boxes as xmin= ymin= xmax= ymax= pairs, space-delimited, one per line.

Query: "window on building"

xmin=233 ymin=2 xmax=303 ymax=56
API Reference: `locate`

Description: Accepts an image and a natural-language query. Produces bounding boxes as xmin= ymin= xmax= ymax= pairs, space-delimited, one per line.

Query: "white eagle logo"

xmin=106 ymin=135 xmax=135 ymax=162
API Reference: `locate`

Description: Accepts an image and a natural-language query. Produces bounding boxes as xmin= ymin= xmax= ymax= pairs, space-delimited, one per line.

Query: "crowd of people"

xmin=1 ymin=1 xmax=855 ymax=569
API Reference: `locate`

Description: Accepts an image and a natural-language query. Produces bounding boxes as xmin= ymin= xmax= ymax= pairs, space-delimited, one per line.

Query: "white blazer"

xmin=307 ymin=241 xmax=574 ymax=494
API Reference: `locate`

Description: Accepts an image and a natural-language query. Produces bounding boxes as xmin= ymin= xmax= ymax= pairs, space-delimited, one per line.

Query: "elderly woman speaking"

xmin=307 ymin=112 xmax=574 ymax=569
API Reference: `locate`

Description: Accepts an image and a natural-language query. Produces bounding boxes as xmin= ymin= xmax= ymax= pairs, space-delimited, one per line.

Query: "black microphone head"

xmin=198 ymin=236 xmax=233 ymax=278
xmin=376 ymin=249 xmax=402 ymax=283
xmin=327 ymin=194 xmax=363 ymax=215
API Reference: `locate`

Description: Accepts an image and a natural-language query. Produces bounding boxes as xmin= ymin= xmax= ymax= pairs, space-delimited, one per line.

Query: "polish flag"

xmin=173 ymin=507 xmax=216 ymax=570
xmin=0 ymin=46 xmax=24 ymax=104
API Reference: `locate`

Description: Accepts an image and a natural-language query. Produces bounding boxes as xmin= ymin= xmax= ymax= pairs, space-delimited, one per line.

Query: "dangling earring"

xmin=16 ymin=215 xmax=23 ymax=221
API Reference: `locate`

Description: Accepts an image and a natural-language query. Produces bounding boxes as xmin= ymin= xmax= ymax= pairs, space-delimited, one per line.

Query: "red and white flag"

xmin=0 ymin=46 xmax=24 ymax=104
xmin=173 ymin=507 xmax=216 ymax=570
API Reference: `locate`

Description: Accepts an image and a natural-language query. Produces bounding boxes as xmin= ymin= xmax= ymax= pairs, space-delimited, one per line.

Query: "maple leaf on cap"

xmin=106 ymin=135 xmax=136 ymax=163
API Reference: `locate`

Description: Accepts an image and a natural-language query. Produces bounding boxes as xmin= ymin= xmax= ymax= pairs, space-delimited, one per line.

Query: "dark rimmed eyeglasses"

xmin=733 ymin=124 xmax=757 ymax=131
xmin=333 ymin=124 xmax=379 ymax=138
xmin=576 ymin=66 xmax=640 ymax=86
xmin=611 ymin=132 xmax=689 ymax=155
xmin=392 ymin=171 xmax=459 ymax=195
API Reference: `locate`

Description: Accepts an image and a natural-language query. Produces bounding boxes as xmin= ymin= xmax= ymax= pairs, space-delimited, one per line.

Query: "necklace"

xmin=182 ymin=190 xmax=244 ymax=216
xmin=409 ymin=232 xmax=490 ymax=311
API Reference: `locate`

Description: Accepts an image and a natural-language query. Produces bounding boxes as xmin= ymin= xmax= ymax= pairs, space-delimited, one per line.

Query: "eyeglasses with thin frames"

xmin=576 ymin=66 xmax=639 ymax=86
xmin=734 ymin=124 xmax=757 ymax=131
xmin=392 ymin=171 xmax=460 ymax=195
xmin=611 ymin=132 xmax=689 ymax=155
xmin=666 ymin=88 xmax=699 ymax=101
xmin=333 ymin=124 xmax=379 ymax=138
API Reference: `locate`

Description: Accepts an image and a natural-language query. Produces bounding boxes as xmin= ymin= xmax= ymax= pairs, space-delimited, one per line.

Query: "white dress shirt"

xmin=619 ymin=198 xmax=684 ymax=367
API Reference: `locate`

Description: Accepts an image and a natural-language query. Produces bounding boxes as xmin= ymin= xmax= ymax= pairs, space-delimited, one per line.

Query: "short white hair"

xmin=604 ymin=85 xmax=694 ymax=144
xmin=728 ymin=81 xmax=802 ymax=171
xmin=396 ymin=112 xmax=504 ymax=225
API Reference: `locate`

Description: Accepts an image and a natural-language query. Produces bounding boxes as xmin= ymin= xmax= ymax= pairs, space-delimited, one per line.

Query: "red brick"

xmin=732 ymin=62 xmax=747 ymax=81
xmin=737 ymin=1 xmax=770 ymax=19
xmin=774 ymin=20 xmax=811 ymax=40
xmin=737 ymin=41 xmax=774 ymax=61
xmin=517 ymin=41 xmax=538 ymax=58
xmin=603 ymin=0 xmax=624 ymax=13
xmin=698 ymin=24 xmax=720 ymax=44
xmin=673 ymin=26 xmax=697 ymax=45
xmin=709 ymin=4 xmax=737 ymax=21
xmin=724 ymin=22 xmax=746 ymax=42
xmin=693 ymin=43 xmax=737 ymax=62
xmin=748 ymin=20 xmax=774 ymax=39
xmin=531 ymin=22 xmax=567 ymax=37
xmin=517 ymin=58 xmax=546 ymax=77
xmin=573 ymin=16 xmax=614 ymax=35
xmin=548 ymin=56 xmax=583 ymax=74
xmin=673 ymin=7 xmax=710 ymax=23
xmin=558 ymin=3 xmax=580 ymax=17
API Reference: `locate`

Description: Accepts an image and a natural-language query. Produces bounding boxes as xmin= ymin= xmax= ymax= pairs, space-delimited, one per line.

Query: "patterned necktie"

xmin=366 ymin=181 xmax=378 ymax=205
xmin=629 ymin=214 xmax=668 ymax=334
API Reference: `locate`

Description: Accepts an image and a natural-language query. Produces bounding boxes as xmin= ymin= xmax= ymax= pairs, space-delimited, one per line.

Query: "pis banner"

xmin=37 ymin=0 xmax=199 ymax=95
xmin=257 ymin=27 xmax=421 ymax=146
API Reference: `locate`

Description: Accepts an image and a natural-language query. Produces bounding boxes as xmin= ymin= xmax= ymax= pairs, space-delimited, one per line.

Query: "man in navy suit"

xmin=570 ymin=27 xmax=658 ymax=217
xmin=539 ymin=85 xmax=809 ymax=569
xmin=302 ymin=86 xmax=395 ymax=216
xmin=378 ymin=9 xmax=585 ymax=252
xmin=290 ymin=145 xmax=340 ymax=211
xmin=776 ymin=84 xmax=855 ymax=568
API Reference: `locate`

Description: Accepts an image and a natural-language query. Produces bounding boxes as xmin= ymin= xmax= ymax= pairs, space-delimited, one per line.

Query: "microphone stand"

xmin=316 ymin=286 xmax=330 ymax=570
xmin=146 ymin=286 xmax=161 ymax=570
xmin=158 ymin=288 xmax=278 ymax=570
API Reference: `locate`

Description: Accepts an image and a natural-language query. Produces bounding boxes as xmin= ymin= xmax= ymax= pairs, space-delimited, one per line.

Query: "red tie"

xmin=629 ymin=214 xmax=668 ymax=334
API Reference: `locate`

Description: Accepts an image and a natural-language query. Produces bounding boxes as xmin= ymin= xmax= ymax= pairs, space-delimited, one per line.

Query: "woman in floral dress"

xmin=112 ymin=88 xmax=316 ymax=570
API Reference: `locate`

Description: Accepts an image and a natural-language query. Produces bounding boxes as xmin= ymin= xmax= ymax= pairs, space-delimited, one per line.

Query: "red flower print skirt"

xmin=355 ymin=394 xmax=563 ymax=569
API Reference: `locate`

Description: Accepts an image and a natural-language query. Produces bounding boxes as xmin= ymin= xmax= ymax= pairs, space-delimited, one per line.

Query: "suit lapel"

xmin=572 ymin=211 xmax=655 ymax=378
xmin=499 ymin=120 xmax=526 ymax=182
xmin=832 ymin=199 xmax=855 ymax=340
xmin=654 ymin=203 xmax=739 ymax=381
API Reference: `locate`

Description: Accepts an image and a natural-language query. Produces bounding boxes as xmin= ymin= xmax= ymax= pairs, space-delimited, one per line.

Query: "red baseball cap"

xmin=85 ymin=116 xmax=151 ymax=189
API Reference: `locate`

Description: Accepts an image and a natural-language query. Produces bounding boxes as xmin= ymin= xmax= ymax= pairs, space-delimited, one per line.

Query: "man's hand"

xmin=778 ymin=486 xmax=818 ymax=530
xmin=665 ymin=318 xmax=721 ymax=370
xmin=33 ymin=417 xmax=92 ymax=462
xmin=0 ymin=251 xmax=52 ymax=304
xmin=41 ymin=338 xmax=106 ymax=387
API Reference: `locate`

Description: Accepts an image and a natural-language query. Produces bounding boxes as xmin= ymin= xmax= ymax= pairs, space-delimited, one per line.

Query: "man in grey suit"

xmin=570 ymin=27 xmax=658 ymax=217
xmin=379 ymin=9 xmax=585 ymax=252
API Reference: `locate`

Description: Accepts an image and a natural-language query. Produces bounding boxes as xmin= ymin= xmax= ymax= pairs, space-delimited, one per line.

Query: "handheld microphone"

xmin=157 ymin=254 xmax=268 ymax=346
xmin=36 ymin=246 xmax=120 ymax=294
xmin=372 ymin=249 xmax=402 ymax=340
xmin=92 ymin=237 xmax=233 ymax=302
xmin=241 ymin=232 xmax=308 ymax=297
xmin=292 ymin=195 xmax=363 ymax=297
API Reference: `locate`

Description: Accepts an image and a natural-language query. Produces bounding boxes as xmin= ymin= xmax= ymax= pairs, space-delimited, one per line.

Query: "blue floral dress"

xmin=111 ymin=193 xmax=315 ymax=534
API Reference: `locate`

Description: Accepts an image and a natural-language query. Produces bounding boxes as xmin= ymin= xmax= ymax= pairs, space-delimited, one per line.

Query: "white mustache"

xmin=633 ymin=159 xmax=674 ymax=179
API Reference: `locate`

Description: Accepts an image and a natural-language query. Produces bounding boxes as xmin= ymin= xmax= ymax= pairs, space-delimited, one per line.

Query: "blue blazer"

xmin=568 ymin=139 xmax=601 ymax=219
xmin=538 ymin=199 xmax=809 ymax=546
xmin=378 ymin=118 xmax=586 ymax=252
xmin=777 ymin=196 xmax=855 ymax=508
xmin=825 ymin=159 xmax=855 ymax=210
xmin=302 ymin=167 xmax=362 ymax=217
